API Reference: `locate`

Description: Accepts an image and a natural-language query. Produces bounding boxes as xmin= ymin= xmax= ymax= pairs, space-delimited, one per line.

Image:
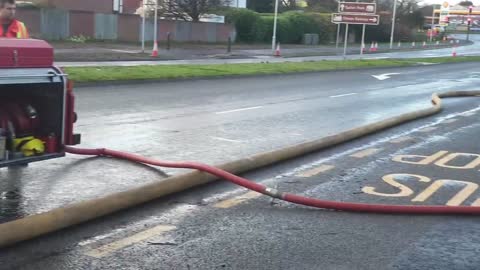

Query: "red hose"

xmin=65 ymin=146 xmax=480 ymax=215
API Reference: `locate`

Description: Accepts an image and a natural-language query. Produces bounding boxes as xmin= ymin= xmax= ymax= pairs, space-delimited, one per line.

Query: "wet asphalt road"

xmin=1 ymin=61 xmax=480 ymax=224
xmin=1 ymin=85 xmax=480 ymax=269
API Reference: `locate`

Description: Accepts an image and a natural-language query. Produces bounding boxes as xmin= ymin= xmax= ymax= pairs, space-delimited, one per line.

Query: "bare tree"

xmin=143 ymin=0 xmax=231 ymax=22
xmin=458 ymin=1 xmax=473 ymax=7
xmin=281 ymin=0 xmax=297 ymax=10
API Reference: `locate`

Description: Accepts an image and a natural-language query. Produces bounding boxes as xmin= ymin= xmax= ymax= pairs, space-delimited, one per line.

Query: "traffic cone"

xmin=275 ymin=43 xmax=281 ymax=57
xmin=369 ymin=42 xmax=374 ymax=52
xmin=151 ymin=41 xmax=159 ymax=57
xmin=452 ymin=46 xmax=457 ymax=57
xmin=374 ymin=42 xmax=378 ymax=52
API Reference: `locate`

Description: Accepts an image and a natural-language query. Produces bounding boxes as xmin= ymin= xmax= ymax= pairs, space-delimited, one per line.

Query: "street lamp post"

xmin=430 ymin=5 xmax=437 ymax=43
xmin=141 ymin=1 xmax=146 ymax=53
xmin=154 ymin=0 xmax=158 ymax=44
xmin=272 ymin=0 xmax=280 ymax=52
xmin=389 ymin=0 xmax=398 ymax=49
xmin=467 ymin=5 xmax=473 ymax=41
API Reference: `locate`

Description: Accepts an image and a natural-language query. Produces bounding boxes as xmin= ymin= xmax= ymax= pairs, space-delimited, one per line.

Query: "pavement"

xmin=55 ymin=34 xmax=478 ymax=67
xmin=1 ymin=81 xmax=480 ymax=269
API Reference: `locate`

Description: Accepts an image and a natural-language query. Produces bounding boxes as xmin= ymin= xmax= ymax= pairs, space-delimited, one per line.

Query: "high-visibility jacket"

xmin=0 ymin=20 xmax=29 ymax=38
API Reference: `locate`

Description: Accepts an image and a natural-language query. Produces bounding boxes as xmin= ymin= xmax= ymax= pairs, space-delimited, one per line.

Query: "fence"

xmin=16 ymin=8 xmax=235 ymax=43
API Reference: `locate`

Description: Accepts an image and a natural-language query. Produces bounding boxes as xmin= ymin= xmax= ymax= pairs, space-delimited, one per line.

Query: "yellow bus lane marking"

xmin=434 ymin=153 xmax=480 ymax=170
xmin=393 ymin=150 xmax=449 ymax=165
xmin=462 ymin=112 xmax=477 ymax=117
xmin=214 ymin=191 xmax=263 ymax=209
xmin=362 ymin=174 xmax=431 ymax=197
xmin=442 ymin=118 xmax=458 ymax=124
xmin=296 ymin=165 xmax=335 ymax=178
xmin=350 ymin=148 xmax=382 ymax=158
xmin=471 ymin=198 xmax=480 ymax=206
xmin=84 ymin=225 xmax=176 ymax=259
xmin=418 ymin=127 xmax=438 ymax=133
xmin=390 ymin=136 xmax=414 ymax=144
xmin=411 ymin=180 xmax=479 ymax=206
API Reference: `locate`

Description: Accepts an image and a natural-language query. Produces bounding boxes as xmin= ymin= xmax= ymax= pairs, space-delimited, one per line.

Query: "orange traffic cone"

xmin=275 ymin=43 xmax=281 ymax=57
xmin=151 ymin=41 xmax=159 ymax=57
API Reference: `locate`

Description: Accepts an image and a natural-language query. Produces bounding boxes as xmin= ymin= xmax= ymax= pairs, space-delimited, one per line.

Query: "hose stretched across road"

xmin=65 ymin=144 xmax=480 ymax=215
xmin=1 ymin=91 xmax=480 ymax=248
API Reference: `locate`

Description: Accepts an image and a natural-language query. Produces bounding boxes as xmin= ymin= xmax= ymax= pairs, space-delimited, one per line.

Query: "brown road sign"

xmin=332 ymin=13 xmax=380 ymax=25
xmin=338 ymin=2 xmax=377 ymax=14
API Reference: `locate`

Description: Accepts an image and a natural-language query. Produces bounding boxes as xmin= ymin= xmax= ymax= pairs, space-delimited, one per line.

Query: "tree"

xmin=144 ymin=0 xmax=231 ymax=22
xmin=458 ymin=1 xmax=473 ymax=7
xmin=247 ymin=0 xmax=274 ymax=13
xmin=281 ymin=0 xmax=297 ymax=10
xmin=305 ymin=0 xmax=337 ymax=12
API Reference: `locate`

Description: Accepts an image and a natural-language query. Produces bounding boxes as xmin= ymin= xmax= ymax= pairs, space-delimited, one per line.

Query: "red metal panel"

xmin=191 ymin=23 xmax=207 ymax=42
xmin=123 ymin=0 xmax=141 ymax=14
xmin=69 ymin=11 xmax=95 ymax=38
xmin=16 ymin=9 xmax=42 ymax=37
xmin=49 ymin=0 xmax=112 ymax=13
xmin=159 ymin=20 xmax=176 ymax=41
xmin=217 ymin=24 xmax=234 ymax=42
xmin=0 ymin=39 xmax=53 ymax=68
xmin=118 ymin=14 xmax=140 ymax=42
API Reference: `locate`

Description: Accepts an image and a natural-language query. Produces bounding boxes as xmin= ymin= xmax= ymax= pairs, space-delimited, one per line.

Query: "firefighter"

xmin=0 ymin=0 xmax=28 ymax=38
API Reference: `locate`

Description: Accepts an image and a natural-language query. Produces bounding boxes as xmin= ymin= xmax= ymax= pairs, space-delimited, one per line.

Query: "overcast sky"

xmin=419 ymin=0 xmax=463 ymax=6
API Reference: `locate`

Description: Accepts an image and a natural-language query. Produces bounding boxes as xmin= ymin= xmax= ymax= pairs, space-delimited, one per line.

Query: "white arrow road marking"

xmin=416 ymin=62 xmax=440 ymax=65
xmin=371 ymin=73 xmax=401 ymax=81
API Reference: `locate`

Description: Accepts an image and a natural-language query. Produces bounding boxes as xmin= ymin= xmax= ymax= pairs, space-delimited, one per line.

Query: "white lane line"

xmin=330 ymin=93 xmax=358 ymax=98
xmin=462 ymin=112 xmax=477 ymax=117
xmin=216 ymin=106 xmax=263 ymax=115
xmin=210 ymin=136 xmax=242 ymax=143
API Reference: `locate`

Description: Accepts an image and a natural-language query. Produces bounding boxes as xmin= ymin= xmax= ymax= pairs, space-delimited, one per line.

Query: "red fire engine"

xmin=0 ymin=38 xmax=80 ymax=167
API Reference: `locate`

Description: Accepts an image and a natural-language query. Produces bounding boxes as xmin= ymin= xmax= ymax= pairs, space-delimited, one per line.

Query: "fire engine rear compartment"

xmin=0 ymin=82 xmax=66 ymax=167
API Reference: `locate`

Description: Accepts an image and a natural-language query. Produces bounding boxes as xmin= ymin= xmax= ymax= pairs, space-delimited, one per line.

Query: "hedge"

xmin=225 ymin=9 xmax=334 ymax=44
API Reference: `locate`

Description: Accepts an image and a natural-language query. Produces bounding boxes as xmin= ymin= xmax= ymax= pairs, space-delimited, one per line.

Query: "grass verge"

xmin=66 ymin=56 xmax=480 ymax=83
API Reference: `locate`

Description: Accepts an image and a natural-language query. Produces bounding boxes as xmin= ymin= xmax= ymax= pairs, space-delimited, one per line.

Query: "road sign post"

xmin=343 ymin=24 xmax=349 ymax=59
xmin=332 ymin=13 xmax=380 ymax=25
xmin=332 ymin=2 xmax=380 ymax=59
xmin=360 ymin=24 xmax=366 ymax=55
xmin=338 ymin=2 xmax=376 ymax=14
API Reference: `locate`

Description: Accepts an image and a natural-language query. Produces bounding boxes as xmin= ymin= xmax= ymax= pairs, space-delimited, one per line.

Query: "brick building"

xmin=29 ymin=0 xmax=141 ymax=14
